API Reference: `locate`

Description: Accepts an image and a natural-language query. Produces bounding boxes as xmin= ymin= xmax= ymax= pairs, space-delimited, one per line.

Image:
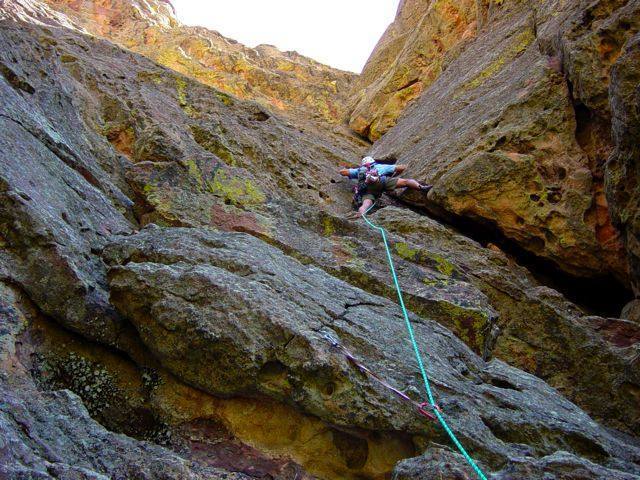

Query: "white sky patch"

xmin=171 ymin=0 xmax=400 ymax=73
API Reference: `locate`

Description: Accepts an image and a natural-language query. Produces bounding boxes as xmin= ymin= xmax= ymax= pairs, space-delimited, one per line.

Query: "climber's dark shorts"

xmin=361 ymin=177 xmax=399 ymax=203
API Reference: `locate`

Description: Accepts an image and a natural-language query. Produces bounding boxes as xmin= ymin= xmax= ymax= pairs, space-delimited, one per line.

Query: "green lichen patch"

xmin=462 ymin=28 xmax=535 ymax=91
xmin=206 ymin=169 xmax=266 ymax=208
xmin=395 ymin=242 xmax=458 ymax=277
xmin=136 ymin=71 xmax=164 ymax=85
xmin=38 ymin=35 xmax=58 ymax=47
xmin=449 ymin=307 xmax=490 ymax=353
xmin=176 ymin=76 xmax=188 ymax=105
xmin=59 ymin=54 xmax=77 ymax=63
xmin=185 ymin=159 xmax=205 ymax=190
xmin=140 ymin=183 xmax=181 ymax=226
xmin=156 ymin=48 xmax=235 ymax=107
xmin=316 ymin=212 xmax=347 ymax=237
xmin=190 ymin=125 xmax=236 ymax=165
xmin=216 ymin=91 xmax=234 ymax=106
xmin=430 ymin=252 xmax=456 ymax=276
xmin=175 ymin=76 xmax=198 ymax=117
xmin=421 ymin=277 xmax=455 ymax=287
xmin=394 ymin=242 xmax=418 ymax=261
xmin=33 ymin=351 xmax=119 ymax=419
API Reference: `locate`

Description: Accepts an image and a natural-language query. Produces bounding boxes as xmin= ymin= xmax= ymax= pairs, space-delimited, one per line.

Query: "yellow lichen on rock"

xmin=22 ymin=314 xmax=413 ymax=480
xmin=206 ymin=169 xmax=266 ymax=208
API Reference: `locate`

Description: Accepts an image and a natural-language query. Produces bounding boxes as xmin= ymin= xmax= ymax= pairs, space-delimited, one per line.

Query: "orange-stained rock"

xmin=348 ymin=0 xmax=479 ymax=141
xmin=367 ymin=0 xmax=639 ymax=284
xmin=18 ymin=308 xmax=414 ymax=480
xmin=43 ymin=0 xmax=356 ymax=125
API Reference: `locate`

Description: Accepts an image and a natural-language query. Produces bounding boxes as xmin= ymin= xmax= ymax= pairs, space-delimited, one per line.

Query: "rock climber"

xmin=339 ymin=156 xmax=432 ymax=217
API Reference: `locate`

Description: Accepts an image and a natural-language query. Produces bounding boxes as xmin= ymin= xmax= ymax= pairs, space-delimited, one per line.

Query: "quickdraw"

xmin=321 ymin=332 xmax=438 ymax=422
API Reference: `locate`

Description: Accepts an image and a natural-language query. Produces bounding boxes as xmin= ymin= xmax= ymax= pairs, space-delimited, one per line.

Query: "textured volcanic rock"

xmin=103 ymin=226 xmax=640 ymax=477
xmin=348 ymin=0 xmax=478 ymax=141
xmin=607 ymin=32 xmax=640 ymax=296
xmin=372 ymin=207 xmax=640 ymax=435
xmin=120 ymin=143 xmax=640 ymax=437
xmin=10 ymin=281 xmax=413 ymax=480
xmin=367 ymin=0 xmax=640 ymax=285
xmin=0 ymin=378 xmax=249 ymax=480
xmin=393 ymin=447 xmax=640 ymax=480
xmin=0 ymin=13 xmax=361 ymax=348
xmin=2 ymin=0 xmax=640 ymax=478
xmin=36 ymin=0 xmax=356 ymax=124
xmin=0 ymin=21 xmax=135 ymax=348
xmin=0 ymin=282 xmax=250 ymax=480
xmin=98 ymin=68 xmax=638 ymax=432
xmin=0 ymin=9 xmax=413 ymax=479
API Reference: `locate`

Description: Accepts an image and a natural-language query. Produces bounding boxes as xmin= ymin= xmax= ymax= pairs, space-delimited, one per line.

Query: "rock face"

xmin=607 ymin=32 xmax=640 ymax=296
xmin=102 ymin=225 xmax=640 ymax=478
xmin=348 ymin=0 xmax=478 ymax=141
xmin=0 ymin=282 xmax=251 ymax=480
xmin=39 ymin=0 xmax=356 ymax=124
xmin=366 ymin=0 xmax=640 ymax=288
xmin=373 ymin=208 xmax=640 ymax=436
xmin=2 ymin=0 xmax=640 ymax=479
xmin=393 ymin=447 xmax=640 ymax=480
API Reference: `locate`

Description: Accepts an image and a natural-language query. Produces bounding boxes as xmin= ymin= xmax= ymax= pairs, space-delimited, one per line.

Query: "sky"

xmin=171 ymin=0 xmax=401 ymax=73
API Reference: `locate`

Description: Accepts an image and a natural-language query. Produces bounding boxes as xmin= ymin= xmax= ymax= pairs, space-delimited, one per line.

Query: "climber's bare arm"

xmin=339 ymin=168 xmax=351 ymax=176
xmin=395 ymin=164 xmax=407 ymax=174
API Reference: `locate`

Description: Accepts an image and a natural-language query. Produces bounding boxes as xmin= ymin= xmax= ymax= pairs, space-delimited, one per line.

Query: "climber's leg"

xmin=395 ymin=178 xmax=432 ymax=192
xmin=358 ymin=197 xmax=374 ymax=217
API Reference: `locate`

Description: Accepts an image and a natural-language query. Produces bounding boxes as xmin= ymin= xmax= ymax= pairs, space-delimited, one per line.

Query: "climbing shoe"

xmin=419 ymin=184 xmax=433 ymax=193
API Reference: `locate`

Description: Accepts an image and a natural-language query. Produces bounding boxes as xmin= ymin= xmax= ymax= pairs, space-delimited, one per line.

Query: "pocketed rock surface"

xmin=1 ymin=0 xmax=640 ymax=479
xmin=366 ymin=0 xmax=640 ymax=287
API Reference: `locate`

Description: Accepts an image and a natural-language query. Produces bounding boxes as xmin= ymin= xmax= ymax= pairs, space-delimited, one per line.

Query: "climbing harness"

xmin=355 ymin=202 xmax=488 ymax=480
xmin=321 ymin=332 xmax=437 ymax=421
xmin=352 ymin=166 xmax=387 ymax=207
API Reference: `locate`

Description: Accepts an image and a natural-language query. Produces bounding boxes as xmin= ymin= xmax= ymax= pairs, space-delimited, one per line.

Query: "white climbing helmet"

xmin=361 ymin=156 xmax=375 ymax=167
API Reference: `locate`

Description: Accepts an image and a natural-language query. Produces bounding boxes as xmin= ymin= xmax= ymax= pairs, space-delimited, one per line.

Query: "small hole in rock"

xmin=547 ymin=191 xmax=562 ymax=204
xmin=323 ymin=382 xmax=336 ymax=396
xmin=558 ymin=167 xmax=567 ymax=180
xmin=252 ymin=111 xmax=270 ymax=122
xmin=490 ymin=378 xmax=521 ymax=390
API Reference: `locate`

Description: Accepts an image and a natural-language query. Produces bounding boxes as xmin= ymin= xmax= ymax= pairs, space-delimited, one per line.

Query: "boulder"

xmin=104 ymin=226 xmax=640 ymax=476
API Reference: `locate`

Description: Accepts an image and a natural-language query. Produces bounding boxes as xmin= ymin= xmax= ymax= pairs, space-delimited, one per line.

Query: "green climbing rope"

xmin=361 ymin=204 xmax=488 ymax=480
